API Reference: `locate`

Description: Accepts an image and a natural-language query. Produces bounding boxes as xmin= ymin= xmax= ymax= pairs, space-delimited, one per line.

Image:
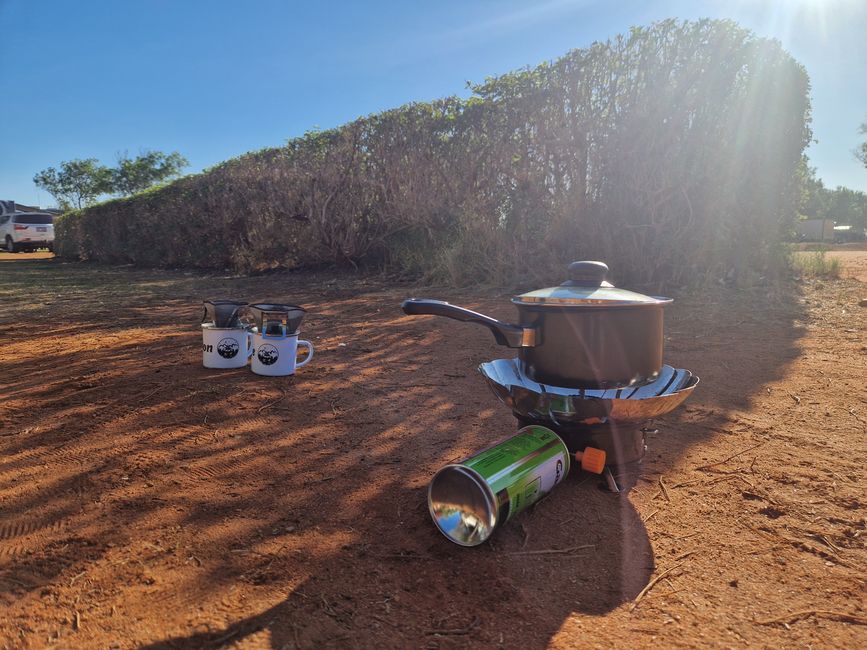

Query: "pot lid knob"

xmin=564 ymin=261 xmax=609 ymax=287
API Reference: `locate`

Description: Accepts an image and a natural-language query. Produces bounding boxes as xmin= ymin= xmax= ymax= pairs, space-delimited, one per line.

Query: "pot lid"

xmin=512 ymin=261 xmax=671 ymax=307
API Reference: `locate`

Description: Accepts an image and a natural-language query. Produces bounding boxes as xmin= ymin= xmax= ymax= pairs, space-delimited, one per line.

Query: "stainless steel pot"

xmin=401 ymin=261 xmax=672 ymax=388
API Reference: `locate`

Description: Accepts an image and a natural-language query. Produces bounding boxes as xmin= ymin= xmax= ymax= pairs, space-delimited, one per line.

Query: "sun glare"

xmin=734 ymin=0 xmax=861 ymax=43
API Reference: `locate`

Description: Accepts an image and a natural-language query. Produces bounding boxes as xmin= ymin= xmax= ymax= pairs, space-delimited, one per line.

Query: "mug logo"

xmin=257 ymin=344 xmax=279 ymax=366
xmin=217 ymin=337 xmax=239 ymax=359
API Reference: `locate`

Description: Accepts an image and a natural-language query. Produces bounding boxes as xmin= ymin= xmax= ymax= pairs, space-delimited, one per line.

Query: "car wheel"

xmin=5 ymin=236 xmax=18 ymax=253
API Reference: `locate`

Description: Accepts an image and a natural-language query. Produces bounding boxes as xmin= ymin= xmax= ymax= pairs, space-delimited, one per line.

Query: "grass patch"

xmin=792 ymin=249 xmax=842 ymax=278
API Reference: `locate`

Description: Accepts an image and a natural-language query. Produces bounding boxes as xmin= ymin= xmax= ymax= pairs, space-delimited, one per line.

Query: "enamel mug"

xmin=251 ymin=329 xmax=314 ymax=376
xmin=202 ymin=324 xmax=254 ymax=369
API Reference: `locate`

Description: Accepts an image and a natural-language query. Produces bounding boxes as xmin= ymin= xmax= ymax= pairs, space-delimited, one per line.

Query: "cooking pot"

xmin=401 ymin=261 xmax=672 ymax=388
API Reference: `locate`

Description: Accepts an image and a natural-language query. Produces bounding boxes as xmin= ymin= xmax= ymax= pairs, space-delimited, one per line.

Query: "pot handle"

xmin=401 ymin=298 xmax=535 ymax=348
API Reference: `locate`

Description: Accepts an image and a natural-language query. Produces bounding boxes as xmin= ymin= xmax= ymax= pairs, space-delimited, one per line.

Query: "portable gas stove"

xmin=479 ymin=359 xmax=699 ymax=491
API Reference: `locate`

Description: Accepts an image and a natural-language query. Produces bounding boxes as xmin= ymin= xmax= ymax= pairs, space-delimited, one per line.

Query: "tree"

xmin=857 ymin=122 xmax=867 ymax=169
xmin=111 ymin=150 xmax=189 ymax=196
xmin=33 ymin=150 xmax=190 ymax=209
xmin=797 ymin=159 xmax=827 ymax=220
xmin=826 ymin=185 xmax=867 ymax=230
xmin=33 ymin=159 xmax=113 ymax=210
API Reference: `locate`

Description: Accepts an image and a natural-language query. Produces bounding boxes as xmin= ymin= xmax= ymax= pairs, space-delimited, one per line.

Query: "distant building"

xmin=0 ymin=199 xmax=62 ymax=216
xmin=834 ymin=224 xmax=867 ymax=243
xmin=794 ymin=218 xmax=835 ymax=242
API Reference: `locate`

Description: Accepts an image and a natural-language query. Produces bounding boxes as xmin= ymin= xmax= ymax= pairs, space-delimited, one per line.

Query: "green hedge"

xmin=57 ymin=19 xmax=811 ymax=290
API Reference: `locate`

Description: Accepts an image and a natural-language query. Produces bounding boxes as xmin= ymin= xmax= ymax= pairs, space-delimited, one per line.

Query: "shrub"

xmin=57 ymin=19 xmax=812 ymax=292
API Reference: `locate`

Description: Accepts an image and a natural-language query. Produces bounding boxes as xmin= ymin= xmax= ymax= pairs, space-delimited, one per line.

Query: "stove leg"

xmin=603 ymin=467 xmax=621 ymax=493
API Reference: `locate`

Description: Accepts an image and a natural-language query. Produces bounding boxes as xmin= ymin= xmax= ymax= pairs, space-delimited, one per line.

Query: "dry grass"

xmin=792 ymin=249 xmax=842 ymax=278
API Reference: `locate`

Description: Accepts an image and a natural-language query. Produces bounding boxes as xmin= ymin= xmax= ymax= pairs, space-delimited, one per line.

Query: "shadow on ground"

xmin=0 ymin=259 xmax=805 ymax=647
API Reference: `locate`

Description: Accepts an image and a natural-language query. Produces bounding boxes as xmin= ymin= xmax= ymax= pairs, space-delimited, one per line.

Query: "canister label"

xmin=463 ymin=426 xmax=569 ymax=521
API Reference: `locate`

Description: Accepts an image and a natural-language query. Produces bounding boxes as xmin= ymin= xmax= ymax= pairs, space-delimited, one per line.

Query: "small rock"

xmin=859 ymin=298 xmax=867 ymax=307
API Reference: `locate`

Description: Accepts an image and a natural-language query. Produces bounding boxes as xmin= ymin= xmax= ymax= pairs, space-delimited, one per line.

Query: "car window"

xmin=0 ymin=216 xmax=9 ymax=225
xmin=12 ymin=214 xmax=53 ymax=225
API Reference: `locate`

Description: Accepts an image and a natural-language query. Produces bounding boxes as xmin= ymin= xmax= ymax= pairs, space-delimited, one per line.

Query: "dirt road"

xmin=1 ymin=253 xmax=865 ymax=648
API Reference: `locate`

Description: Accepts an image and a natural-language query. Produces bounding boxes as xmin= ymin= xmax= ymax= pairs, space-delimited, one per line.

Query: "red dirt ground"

xmin=0 ymin=252 xmax=865 ymax=648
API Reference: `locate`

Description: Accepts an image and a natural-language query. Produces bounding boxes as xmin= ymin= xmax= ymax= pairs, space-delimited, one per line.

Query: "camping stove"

xmin=479 ymin=359 xmax=699 ymax=492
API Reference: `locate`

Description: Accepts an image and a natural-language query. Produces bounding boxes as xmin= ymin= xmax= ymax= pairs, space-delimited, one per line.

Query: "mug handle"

xmin=296 ymin=340 xmax=314 ymax=367
xmin=246 ymin=331 xmax=254 ymax=359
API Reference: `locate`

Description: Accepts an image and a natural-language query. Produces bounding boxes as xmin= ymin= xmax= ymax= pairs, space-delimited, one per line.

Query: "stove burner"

xmin=480 ymin=359 xmax=699 ymax=492
xmin=479 ymin=359 xmax=698 ymax=427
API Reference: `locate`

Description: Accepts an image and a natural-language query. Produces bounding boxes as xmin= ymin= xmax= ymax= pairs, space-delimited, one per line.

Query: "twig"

xmin=370 ymin=614 xmax=400 ymax=629
xmin=505 ymin=545 xmax=595 ymax=556
xmin=424 ymin=617 xmax=480 ymax=636
xmin=74 ymin=611 xmax=81 ymax=631
xmin=642 ymin=509 xmax=659 ymax=523
xmin=707 ymin=474 xmax=740 ymax=486
xmin=69 ymin=571 xmax=86 ymax=586
xmin=787 ymin=392 xmax=801 ymax=405
xmin=257 ymin=389 xmax=286 ymax=413
xmin=659 ymin=476 xmax=670 ymax=503
xmin=732 ymin=474 xmax=755 ymax=488
xmin=141 ymin=385 xmax=167 ymax=401
xmin=629 ymin=563 xmax=684 ymax=612
xmin=810 ymin=534 xmax=842 ymax=554
xmin=674 ymin=532 xmax=700 ymax=540
xmin=381 ymin=553 xmax=426 ymax=561
xmin=695 ymin=443 xmax=765 ymax=471
xmin=212 ymin=625 xmax=247 ymax=645
xmin=0 ymin=576 xmax=31 ymax=587
xmin=758 ymin=610 xmax=867 ymax=626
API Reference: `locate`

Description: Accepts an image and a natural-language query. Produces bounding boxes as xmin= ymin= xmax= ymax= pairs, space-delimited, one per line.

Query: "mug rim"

xmin=252 ymin=329 xmax=301 ymax=338
xmin=202 ymin=324 xmax=251 ymax=332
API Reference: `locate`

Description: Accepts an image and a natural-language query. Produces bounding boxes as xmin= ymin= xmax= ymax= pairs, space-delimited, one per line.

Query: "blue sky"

xmin=1 ymin=0 xmax=865 ymax=207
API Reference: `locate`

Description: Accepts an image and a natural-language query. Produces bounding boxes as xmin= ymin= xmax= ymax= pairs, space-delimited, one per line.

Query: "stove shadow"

xmin=142 ymin=477 xmax=651 ymax=649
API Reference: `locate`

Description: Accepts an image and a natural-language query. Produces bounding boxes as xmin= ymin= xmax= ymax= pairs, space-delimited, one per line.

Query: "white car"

xmin=0 ymin=212 xmax=55 ymax=252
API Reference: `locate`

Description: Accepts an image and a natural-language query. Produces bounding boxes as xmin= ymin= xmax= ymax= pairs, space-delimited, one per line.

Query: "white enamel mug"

xmin=251 ymin=330 xmax=314 ymax=376
xmin=202 ymin=325 xmax=254 ymax=369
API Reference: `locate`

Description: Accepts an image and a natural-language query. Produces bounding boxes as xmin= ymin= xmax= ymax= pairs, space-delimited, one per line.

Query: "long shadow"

xmin=0 ymin=259 xmax=806 ymax=647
